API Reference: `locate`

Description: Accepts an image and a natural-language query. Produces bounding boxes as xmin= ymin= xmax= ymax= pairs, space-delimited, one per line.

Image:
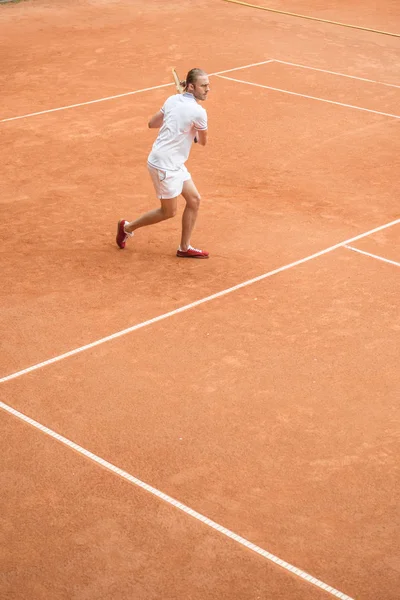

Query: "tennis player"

xmin=116 ymin=68 xmax=210 ymax=258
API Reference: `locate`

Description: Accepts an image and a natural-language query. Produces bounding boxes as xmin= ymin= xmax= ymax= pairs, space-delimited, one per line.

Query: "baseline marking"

xmin=344 ymin=245 xmax=400 ymax=267
xmin=217 ymin=75 xmax=400 ymax=120
xmin=0 ymin=60 xmax=273 ymax=124
xmin=3 ymin=58 xmax=398 ymax=124
xmin=0 ymin=83 xmax=172 ymax=124
xmin=1 ymin=218 xmax=399 ymax=385
xmin=0 ymin=400 xmax=354 ymax=600
xmin=272 ymin=60 xmax=400 ymax=90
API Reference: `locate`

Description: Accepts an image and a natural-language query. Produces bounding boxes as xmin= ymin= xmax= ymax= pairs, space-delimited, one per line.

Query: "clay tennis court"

xmin=1 ymin=1 xmax=399 ymax=599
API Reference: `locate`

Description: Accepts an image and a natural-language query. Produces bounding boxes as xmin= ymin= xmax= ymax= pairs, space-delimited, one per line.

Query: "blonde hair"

xmin=184 ymin=68 xmax=207 ymax=91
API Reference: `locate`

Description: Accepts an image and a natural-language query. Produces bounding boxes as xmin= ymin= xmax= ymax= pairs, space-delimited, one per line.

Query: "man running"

xmin=116 ymin=68 xmax=210 ymax=258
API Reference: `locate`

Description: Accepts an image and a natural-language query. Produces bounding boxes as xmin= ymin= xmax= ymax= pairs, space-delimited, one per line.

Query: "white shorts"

xmin=147 ymin=163 xmax=191 ymax=200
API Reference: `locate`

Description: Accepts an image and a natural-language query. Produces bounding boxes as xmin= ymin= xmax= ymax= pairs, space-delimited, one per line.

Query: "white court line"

xmin=272 ymin=59 xmax=400 ymax=89
xmin=0 ymin=83 xmax=172 ymax=124
xmin=344 ymin=245 xmax=400 ymax=267
xmin=1 ymin=218 xmax=398 ymax=385
xmin=217 ymin=75 xmax=400 ymax=120
xmin=212 ymin=58 xmax=273 ymax=75
xmin=0 ymin=60 xmax=273 ymax=124
xmin=0 ymin=401 xmax=354 ymax=600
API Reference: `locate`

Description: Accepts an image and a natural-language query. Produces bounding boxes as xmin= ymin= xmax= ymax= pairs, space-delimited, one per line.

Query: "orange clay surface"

xmin=1 ymin=1 xmax=399 ymax=599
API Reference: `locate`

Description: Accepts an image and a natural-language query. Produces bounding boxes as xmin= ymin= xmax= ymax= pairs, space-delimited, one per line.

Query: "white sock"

xmin=124 ymin=225 xmax=133 ymax=237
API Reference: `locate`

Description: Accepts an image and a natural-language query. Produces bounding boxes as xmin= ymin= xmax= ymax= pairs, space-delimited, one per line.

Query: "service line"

xmin=1 ymin=218 xmax=399 ymax=385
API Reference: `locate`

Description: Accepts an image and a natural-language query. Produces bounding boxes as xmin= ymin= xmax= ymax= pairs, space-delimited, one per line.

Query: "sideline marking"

xmin=344 ymin=245 xmax=400 ymax=267
xmin=272 ymin=60 xmax=400 ymax=89
xmin=217 ymin=74 xmax=400 ymax=120
xmin=0 ymin=400 xmax=354 ymax=600
xmin=1 ymin=218 xmax=399 ymax=385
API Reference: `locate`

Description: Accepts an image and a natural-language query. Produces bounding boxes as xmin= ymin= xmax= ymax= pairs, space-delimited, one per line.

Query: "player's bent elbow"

xmin=148 ymin=111 xmax=164 ymax=129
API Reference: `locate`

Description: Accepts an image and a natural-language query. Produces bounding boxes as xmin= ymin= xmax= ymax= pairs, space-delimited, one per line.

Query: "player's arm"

xmin=195 ymin=129 xmax=207 ymax=146
xmin=148 ymin=110 xmax=164 ymax=129
xmin=194 ymin=110 xmax=208 ymax=146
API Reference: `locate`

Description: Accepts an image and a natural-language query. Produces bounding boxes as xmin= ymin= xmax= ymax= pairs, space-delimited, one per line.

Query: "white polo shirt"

xmin=147 ymin=93 xmax=207 ymax=172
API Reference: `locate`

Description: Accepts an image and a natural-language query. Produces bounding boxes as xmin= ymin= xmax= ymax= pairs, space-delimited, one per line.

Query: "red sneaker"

xmin=176 ymin=245 xmax=209 ymax=259
xmin=116 ymin=219 xmax=133 ymax=249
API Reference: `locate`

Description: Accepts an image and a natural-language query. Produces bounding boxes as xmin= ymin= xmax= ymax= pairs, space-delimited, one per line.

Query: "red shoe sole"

xmin=116 ymin=220 xmax=127 ymax=249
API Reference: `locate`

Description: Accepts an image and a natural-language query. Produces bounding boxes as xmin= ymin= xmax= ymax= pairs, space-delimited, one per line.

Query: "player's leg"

xmin=177 ymin=179 xmax=209 ymax=258
xmin=125 ymin=198 xmax=178 ymax=233
xmin=116 ymin=199 xmax=177 ymax=248
xmin=126 ymin=165 xmax=178 ymax=232
xmin=180 ymin=179 xmax=200 ymax=251
xmin=116 ymin=165 xmax=178 ymax=249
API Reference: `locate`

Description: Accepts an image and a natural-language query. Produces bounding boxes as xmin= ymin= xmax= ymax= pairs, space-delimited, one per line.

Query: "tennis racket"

xmin=172 ymin=67 xmax=198 ymax=143
xmin=172 ymin=67 xmax=185 ymax=94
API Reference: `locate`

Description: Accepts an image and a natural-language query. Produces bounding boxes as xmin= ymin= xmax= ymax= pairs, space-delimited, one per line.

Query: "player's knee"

xmin=188 ymin=194 xmax=201 ymax=211
xmin=161 ymin=205 xmax=177 ymax=219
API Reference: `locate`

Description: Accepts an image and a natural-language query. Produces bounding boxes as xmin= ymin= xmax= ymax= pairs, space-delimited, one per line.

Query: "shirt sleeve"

xmin=193 ymin=108 xmax=208 ymax=131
